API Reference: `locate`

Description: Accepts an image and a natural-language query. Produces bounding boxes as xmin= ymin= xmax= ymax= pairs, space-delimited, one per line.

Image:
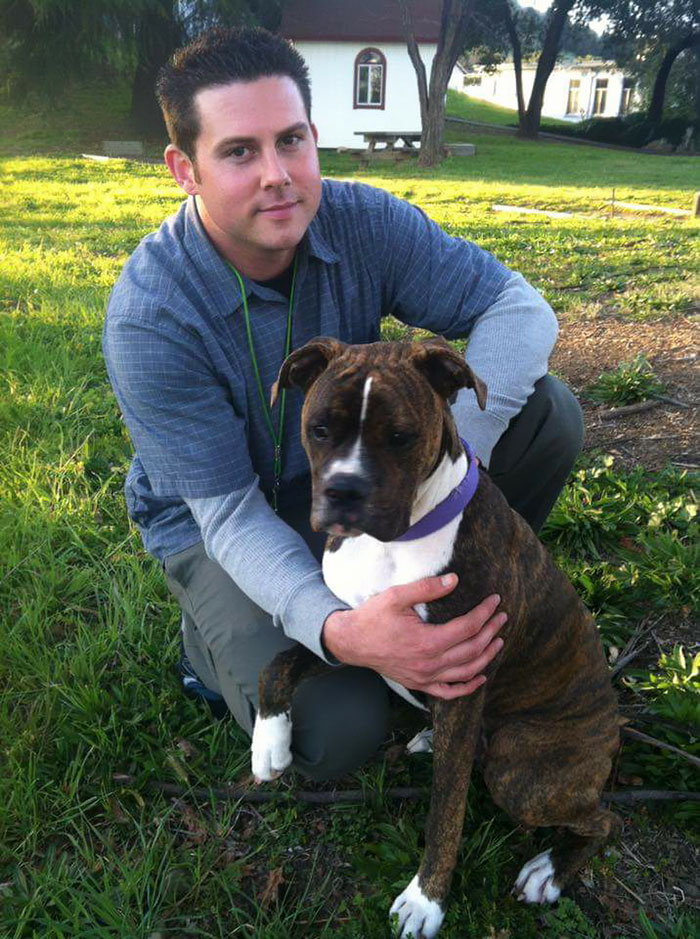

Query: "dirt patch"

xmin=552 ymin=316 xmax=699 ymax=471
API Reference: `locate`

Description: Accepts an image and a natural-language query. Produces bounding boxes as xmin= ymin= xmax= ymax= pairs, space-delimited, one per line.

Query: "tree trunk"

xmin=518 ymin=0 xmax=575 ymax=139
xmin=400 ymin=0 xmax=477 ymax=167
xmin=130 ymin=0 xmax=182 ymax=138
xmin=502 ymin=0 xmax=525 ymax=124
xmin=647 ymin=31 xmax=700 ymax=124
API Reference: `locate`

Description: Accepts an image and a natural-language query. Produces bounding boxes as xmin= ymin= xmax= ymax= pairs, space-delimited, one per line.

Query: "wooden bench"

xmin=355 ymin=131 xmax=422 ymax=152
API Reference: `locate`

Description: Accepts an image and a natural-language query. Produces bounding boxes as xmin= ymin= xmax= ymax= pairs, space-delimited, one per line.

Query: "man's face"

xmin=166 ymin=75 xmax=322 ymax=278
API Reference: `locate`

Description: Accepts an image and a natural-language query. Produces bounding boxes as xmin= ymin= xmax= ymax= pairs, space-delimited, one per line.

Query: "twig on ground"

xmin=619 ymin=709 xmax=699 ymax=740
xmin=609 ymin=617 xmax=658 ymax=680
xmin=613 ymin=874 xmax=646 ymax=905
xmin=597 ymin=400 xmax=663 ymax=421
xmin=596 ymin=395 xmax=695 ymax=421
xmin=621 ymin=726 xmax=700 ymax=770
xmin=602 ymin=789 xmax=700 ymax=803
xmin=112 ymin=776 xmax=424 ymax=804
xmin=112 ymin=775 xmax=700 ymax=806
xmin=651 ymin=394 xmax=694 ymax=409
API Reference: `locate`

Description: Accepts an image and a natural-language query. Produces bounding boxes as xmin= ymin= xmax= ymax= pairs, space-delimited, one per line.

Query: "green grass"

xmin=446 ymin=88 xmax=570 ymax=127
xmin=1 ymin=88 xmax=699 ymax=937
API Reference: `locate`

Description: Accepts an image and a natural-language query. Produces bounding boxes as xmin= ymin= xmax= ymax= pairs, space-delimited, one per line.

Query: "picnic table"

xmin=355 ymin=131 xmax=421 ymax=152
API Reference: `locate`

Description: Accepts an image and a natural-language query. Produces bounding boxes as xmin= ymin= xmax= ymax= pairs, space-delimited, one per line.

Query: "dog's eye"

xmin=312 ymin=425 xmax=329 ymax=441
xmin=389 ymin=431 xmax=414 ymax=448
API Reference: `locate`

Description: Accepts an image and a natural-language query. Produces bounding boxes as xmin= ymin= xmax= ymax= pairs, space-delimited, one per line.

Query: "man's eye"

xmin=280 ymin=134 xmax=302 ymax=149
xmin=312 ymin=425 xmax=329 ymax=441
xmin=226 ymin=146 xmax=251 ymax=160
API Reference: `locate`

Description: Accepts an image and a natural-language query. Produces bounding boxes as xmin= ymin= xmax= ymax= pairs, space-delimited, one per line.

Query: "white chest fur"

xmin=322 ymin=451 xmax=467 ymax=709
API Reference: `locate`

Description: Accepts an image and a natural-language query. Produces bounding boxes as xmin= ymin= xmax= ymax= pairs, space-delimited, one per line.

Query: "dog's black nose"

xmin=324 ymin=473 xmax=370 ymax=507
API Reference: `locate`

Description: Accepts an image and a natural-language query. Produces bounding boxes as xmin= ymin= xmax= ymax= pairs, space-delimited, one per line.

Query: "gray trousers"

xmin=164 ymin=375 xmax=584 ymax=780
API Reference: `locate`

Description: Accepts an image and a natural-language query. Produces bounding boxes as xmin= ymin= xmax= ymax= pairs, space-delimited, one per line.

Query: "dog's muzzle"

xmin=317 ymin=472 xmax=370 ymax=534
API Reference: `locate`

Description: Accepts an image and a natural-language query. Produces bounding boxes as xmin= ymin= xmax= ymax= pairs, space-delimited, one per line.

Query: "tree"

xmin=469 ymin=0 xmax=591 ymax=138
xmin=399 ymin=0 xmax=478 ymax=167
xmin=0 ymin=0 xmax=286 ymax=135
xmin=585 ymin=0 xmax=699 ymax=122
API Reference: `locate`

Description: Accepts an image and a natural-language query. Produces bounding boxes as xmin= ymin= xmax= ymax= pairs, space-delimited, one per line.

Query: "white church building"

xmin=280 ymin=0 xmax=441 ymax=149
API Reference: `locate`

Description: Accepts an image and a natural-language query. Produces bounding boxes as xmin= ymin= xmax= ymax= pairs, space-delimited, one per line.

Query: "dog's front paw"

xmin=251 ymin=712 xmax=293 ymax=783
xmin=514 ymin=849 xmax=561 ymax=904
xmin=390 ymin=874 xmax=445 ymax=938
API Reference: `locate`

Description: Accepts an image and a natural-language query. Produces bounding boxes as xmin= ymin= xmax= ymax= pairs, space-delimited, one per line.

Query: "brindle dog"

xmin=252 ymin=337 xmax=620 ymax=939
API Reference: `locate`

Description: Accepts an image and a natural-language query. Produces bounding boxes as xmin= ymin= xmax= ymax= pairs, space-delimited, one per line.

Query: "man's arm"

xmin=375 ymin=194 xmax=558 ymax=466
xmin=452 ymin=272 xmax=558 ymax=467
xmin=186 ymin=487 xmax=505 ymax=691
xmin=186 ymin=484 xmax=348 ymax=663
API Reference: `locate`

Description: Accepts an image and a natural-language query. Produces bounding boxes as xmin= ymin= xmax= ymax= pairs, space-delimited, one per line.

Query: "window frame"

xmin=593 ymin=78 xmax=608 ymax=116
xmin=353 ymin=47 xmax=387 ymax=110
xmin=566 ymin=79 xmax=581 ymax=116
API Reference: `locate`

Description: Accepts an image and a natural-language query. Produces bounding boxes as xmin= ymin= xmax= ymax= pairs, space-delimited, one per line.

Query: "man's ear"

xmin=164 ymin=144 xmax=199 ymax=196
xmin=411 ymin=337 xmax=487 ymax=411
xmin=270 ymin=337 xmax=346 ymax=407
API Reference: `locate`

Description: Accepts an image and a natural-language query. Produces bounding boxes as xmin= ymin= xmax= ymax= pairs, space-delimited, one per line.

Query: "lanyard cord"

xmin=229 ymin=255 xmax=298 ymax=512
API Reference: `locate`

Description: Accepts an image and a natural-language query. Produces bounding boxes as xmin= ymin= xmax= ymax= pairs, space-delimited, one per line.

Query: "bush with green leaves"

xmin=587 ymin=354 xmax=666 ymax=406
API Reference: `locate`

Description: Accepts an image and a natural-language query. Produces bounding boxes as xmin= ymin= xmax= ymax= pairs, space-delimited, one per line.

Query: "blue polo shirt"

xmin=103 ymin=179 xmax=511 ymax=561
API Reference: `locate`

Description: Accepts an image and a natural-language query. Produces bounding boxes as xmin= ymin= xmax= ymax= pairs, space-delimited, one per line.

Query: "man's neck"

xmin=195 ymin=196 xmax=296 ymax=280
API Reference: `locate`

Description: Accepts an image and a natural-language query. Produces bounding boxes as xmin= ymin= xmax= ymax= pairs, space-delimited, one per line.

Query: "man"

xmin=103 ymin=27 xmax=583 ymax=781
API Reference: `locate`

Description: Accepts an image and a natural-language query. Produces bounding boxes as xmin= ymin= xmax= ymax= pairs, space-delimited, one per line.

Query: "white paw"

xmin=406 ymin=727 xmax=433 ymax=754
xmin=514 ymin=849 xmax=561 ymax=904
xmin=251 ymin=712 xmax=293 ymax=783
xmin=390 ymin=874 xmax=445 ymax=938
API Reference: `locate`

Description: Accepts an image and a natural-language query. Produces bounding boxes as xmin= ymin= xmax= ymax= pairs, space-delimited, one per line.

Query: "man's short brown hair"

xmin=156 ymin=26 xmax=312 ymax=159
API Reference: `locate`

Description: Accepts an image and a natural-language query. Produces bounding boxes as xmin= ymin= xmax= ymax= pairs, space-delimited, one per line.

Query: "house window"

xmin=593 ymin=78 xmax=608 ymax=115
xmin=354 ymin=48 xmax=386 ymax=109
xmin=621 ymin=78 xmax=635 ymax=114
xmin=566 ymin=79 xmax=581 ymax=115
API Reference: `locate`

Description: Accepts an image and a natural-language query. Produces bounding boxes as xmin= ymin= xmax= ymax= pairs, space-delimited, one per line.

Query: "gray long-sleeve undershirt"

xmin=185 ymin=271 xmax=558 ymax=660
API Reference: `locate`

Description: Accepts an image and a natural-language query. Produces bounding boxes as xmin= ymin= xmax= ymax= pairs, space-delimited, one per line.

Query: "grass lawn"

xmin=446 ymin=88 xmax=570 ymax=127
xmin=1 ymin=86 xmax=698 ymax=938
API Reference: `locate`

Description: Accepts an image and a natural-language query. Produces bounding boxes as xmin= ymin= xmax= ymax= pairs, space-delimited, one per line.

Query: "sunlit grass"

xmin=1 ymin=91 xmax=698 ymax=937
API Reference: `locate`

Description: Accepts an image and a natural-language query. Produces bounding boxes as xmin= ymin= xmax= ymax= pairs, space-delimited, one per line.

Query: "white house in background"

xmin=280 ymin=0 xmax=441 ymax=149
xmin=448 ymin=59 xmax=468 ymax=92
xmin=462 ymin=60 xmax=639 ymax=122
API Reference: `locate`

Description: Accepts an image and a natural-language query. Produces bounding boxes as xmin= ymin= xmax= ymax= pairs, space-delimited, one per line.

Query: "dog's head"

xmin=271 ymin=337 xmax=486 ymax=541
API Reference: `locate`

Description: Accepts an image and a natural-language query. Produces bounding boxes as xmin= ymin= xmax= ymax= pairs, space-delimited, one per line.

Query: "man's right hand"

xmin=321 ymin=574 xmax=506 ymax=700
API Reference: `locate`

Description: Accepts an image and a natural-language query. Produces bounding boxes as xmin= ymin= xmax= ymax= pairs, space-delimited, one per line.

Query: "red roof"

xmin=281 ymin=0 xmax=442 ymax=43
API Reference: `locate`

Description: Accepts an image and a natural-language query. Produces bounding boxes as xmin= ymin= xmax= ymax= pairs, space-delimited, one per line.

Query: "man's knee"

xmin=536 ymin=374 xmax=584 ymax=472
xmin=289 ymin=667 xmax=390 ymax=781
xmin=491 ymin=375 xmax=583 ymax=477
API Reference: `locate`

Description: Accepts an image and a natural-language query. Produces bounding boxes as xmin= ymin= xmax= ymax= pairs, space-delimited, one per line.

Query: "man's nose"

xmin=260 ymin=148 xmax=291 ymax=188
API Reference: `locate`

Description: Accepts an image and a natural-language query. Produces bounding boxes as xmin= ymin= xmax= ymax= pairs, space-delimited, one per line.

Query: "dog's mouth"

xmin=312 ymin=499 xmax=410 ymax=542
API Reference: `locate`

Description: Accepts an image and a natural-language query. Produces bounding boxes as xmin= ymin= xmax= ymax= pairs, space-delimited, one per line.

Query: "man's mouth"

xmin=259 ymin=200 xmax=298 ymax=219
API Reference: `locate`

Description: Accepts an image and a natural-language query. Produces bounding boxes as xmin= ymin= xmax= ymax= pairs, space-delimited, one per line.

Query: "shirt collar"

xmin=183 ymin=192 xmax=339 ymax=313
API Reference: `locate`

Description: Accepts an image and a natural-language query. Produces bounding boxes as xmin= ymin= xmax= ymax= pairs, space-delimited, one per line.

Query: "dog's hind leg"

xmin=252 ymin=645 xmax=329 ymax=783
xmin=391 ymin=688 xmax=486 ymax=939
xmin=484 ymin=719 xmax=620 ymax=903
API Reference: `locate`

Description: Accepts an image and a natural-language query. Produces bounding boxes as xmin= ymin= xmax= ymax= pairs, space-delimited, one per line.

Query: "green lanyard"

xmin=229 ymin=255 xmax=298 ymax=512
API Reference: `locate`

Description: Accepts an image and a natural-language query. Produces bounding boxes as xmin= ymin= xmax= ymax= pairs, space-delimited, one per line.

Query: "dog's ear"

xmin=270 ymin=337 xmax=346 ymax=407
xmin=411 ymin=337 xmax=487 ymax=411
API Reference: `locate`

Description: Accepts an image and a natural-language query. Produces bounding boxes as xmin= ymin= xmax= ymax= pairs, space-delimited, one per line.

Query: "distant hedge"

xmin=539 ymin=112 xmax=697 ymax=150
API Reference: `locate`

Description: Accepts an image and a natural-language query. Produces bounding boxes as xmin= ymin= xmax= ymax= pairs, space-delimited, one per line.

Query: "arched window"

xmin=354 ymin=48 xmax=386 ymax=109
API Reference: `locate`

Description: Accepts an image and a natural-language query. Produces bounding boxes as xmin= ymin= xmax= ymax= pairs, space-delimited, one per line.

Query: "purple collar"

xmin=395 ymin=439 xmax=478 ymax=542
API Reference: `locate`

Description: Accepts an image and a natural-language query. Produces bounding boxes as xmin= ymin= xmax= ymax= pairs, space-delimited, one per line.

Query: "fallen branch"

xmin=602 ymin=789 xmax=700 ymax=804
xmin=113 ymin=776 xmax=700 ymax=806
xmin=597 ymin=400 xmax=663 ymax=421
xmin=610 ymin=648 xmax=646 ymax=679
xmin=621 ymin=726 xmax=700 ymax=770
xmin=113 ymin=775 xmax=424 ymax=804
xmin=652 ymin=393 xmax=693 ymax=409
xmin=620 ymin=709 xmax=699 ymax=740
